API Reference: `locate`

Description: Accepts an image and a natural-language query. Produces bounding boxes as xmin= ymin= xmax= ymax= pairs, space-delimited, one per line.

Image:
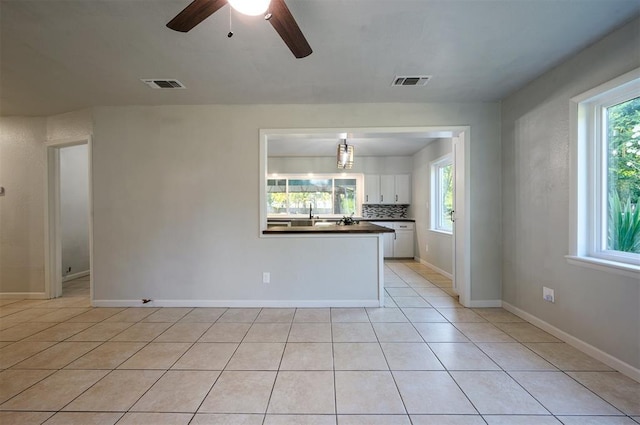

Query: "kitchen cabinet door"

xmin=383 ymin=232 xmax=395 ymax=258
xmin=364 ymin=175 xmax=380 ymax=204
xmin=380 ymin=175 xmax=395 ymax=204
xmin=394 ymin=230 xmax=414 ymax=258
xmin=395 ymin=174 xmax=411 ymax=204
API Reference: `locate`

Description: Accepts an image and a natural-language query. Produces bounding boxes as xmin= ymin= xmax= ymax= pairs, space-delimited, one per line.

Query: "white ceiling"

xmin=1 ymin=0 xmax=639 ymax=117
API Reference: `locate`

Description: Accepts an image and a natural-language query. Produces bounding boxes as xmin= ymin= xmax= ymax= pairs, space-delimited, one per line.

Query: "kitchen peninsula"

xmin=263 ymin=222 xmax=395 ymax=234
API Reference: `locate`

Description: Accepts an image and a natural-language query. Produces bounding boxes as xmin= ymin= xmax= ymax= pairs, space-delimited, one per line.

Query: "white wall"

xmin=92 ymin=102 xmax=501 ymax=304
xmin=60 ymin=144 xmax=90 ymax=277
xmin=268 ymin=155 xmax=413 ymax=175
xmin=501 ymin=18 xmax=640 ymax=371
xmin=412 ymin=138 xmax=453 ymax=275
xmin=0 ymin=117 xmax=47 ymax=293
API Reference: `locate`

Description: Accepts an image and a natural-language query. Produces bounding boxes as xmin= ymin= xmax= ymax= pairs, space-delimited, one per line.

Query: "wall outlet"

xmin=543 ymin=286 xmax=555 ymax=303
xmin=262 ymin=272 xmax=270 ymax=284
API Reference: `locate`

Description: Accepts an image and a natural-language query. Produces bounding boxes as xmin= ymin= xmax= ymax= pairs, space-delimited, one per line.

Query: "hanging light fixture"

xmin=227 ymin=0 xmax=271 ymax=16
xmin=337 ymin=139 xmax=354 ymax=169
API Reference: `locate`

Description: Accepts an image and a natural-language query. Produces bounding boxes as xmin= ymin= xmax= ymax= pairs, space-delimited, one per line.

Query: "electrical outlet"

xmin=262 ymin=272 xmax=270 ymax=284
xmin=543 ymin=286 xmax=555 ymax=303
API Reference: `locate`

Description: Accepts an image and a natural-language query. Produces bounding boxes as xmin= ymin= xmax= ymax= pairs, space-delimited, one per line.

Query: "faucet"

xmin=309 ymin=204 xmax=313 ymax=219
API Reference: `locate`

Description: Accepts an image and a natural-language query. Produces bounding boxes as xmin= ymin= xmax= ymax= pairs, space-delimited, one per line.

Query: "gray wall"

xmin=412 ymin=138 xmax=453 ymax=275
xmin=0 ymin=110 xmax=92 ymax=295
xmin=60 ymin=143 xmax=90 ymax=277
xmin=0 ymin=117 xmax=47 ymax=293
xmin=501 ymin=18 xmax=640 ymax=370
xmin=92 ymin=102 xmax=501 ymax=304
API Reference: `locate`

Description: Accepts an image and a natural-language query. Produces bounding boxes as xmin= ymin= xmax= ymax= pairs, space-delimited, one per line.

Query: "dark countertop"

xmin=267 ymin=217 xmax=415 ymax=223
xmin=263 ymin=222 xmax=396 ymax=235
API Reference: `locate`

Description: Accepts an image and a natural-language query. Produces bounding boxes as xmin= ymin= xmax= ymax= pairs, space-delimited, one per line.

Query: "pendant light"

xmin=337 ymin=139 xmax=354 ymax=169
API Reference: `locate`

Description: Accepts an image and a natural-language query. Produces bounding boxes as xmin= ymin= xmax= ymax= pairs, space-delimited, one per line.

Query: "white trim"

xmin=565 ymin=255 xmax=640 ymax=279
xmin=378 ymin=233 xmax=385 ymax=307
xmin=569 ymin=68 xmax=640 ymax=271
xmin=0 ymin=292 xmax=48 ymax=300
xmin=44 ymin=136 xmax=93 ymax=301
xmin=503 ymin=301 xmax=640 ymax=383
xmin=62 ymin=270 xmax=90 ymax=282
xmin=467 ymin=299 xmax=502 ymax=308
xmin=260 ymin=126 xmax=472 ymax=310
xmin=92 ymin=299 xmax=382 ymax=308
xmin=417 ymin=257 xmax=453 ymax=279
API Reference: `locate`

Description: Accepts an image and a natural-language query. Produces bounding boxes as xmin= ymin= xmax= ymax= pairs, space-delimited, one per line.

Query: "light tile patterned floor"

xmin=0 ymin=262 xmax=639 ymax=425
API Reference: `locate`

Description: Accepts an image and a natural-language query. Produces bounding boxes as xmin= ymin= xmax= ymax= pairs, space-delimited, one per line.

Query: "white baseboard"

xmin=416 ymin=257 xmax=453 ymax=279
xmin=92 ymin=299 xmax=382 ymax=308
xmin=63 ymin=270 xmax=90 ymax=282
xmin=502 ymin=301 xmax=640 ymax=383
xmin=468 ymin=299 xmax=503 ymax=308
xmin=0 ymin=292 xmax=48 ymax=300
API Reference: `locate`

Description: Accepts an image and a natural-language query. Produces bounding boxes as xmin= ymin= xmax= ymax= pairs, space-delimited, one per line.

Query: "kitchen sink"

xmin=289 ymin=219 xmax=335 ymax=227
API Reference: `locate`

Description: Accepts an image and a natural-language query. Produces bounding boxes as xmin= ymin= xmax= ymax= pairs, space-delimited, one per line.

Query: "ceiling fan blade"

xmin=167 ymin=0 xmax=228 ymax=32
xmin=267 ymin=0 xmax=312 ymax=58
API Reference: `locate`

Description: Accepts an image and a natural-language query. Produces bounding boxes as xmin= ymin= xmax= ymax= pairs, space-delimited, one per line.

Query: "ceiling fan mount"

xmin=166 ymin=0 xmax=312 ymax=59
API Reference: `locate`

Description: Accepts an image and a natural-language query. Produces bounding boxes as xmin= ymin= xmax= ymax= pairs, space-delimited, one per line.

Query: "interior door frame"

xmin=260 ymin=125 xmax=471 ymax=307
xmin=44 ymin=136 xmax=93 ymax=300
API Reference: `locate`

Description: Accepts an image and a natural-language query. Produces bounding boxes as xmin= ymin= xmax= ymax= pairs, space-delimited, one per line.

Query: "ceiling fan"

xmin=167 ymin=0 xmax=312 ymax=58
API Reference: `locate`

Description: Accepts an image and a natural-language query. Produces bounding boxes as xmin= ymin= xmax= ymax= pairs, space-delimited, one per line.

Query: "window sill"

xmin=565 ymin=255 xmax=640 ymax=279
xmin=429 ymin=229 xmax=453 ymax=236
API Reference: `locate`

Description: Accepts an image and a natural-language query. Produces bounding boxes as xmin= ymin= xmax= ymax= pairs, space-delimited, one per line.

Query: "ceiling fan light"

xmin=228 ymin=0 xmax=271 ymax=16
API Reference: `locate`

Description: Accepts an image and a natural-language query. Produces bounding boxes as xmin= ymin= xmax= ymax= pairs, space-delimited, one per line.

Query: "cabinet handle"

xmin=399 ymin=225 xmax=407 ymax=228
xmin=366 ymin=195 xmax=368 ymax=202
xmin=380 ymin=195 xmax=383 ymax=203
xmin=450 ymin=210 xmax=455 ymax=222
xmin=394 ymin=232 xmax=397 ymax=240
xmin=395 ymin=194 xmax=398 ymax=202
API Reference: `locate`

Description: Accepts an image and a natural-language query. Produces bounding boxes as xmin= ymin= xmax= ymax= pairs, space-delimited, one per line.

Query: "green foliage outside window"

xmin=607 ymin=97 xmax=640 ymax=253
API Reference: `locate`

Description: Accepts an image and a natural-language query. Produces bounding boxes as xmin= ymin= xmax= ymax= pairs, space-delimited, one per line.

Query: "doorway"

xmin=45 ymin=137 xmax=93 ymax=300
xmin=260 ymin=126 xmax=471 ymax=306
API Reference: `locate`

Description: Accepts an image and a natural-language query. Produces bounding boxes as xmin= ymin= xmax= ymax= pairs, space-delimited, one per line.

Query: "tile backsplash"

xmin=362 ymin=204 xmax=409 ymax=218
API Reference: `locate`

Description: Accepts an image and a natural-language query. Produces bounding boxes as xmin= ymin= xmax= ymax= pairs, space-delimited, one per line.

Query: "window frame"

xmin=568 ymin=68 xmax=640 ymax=277
xmin=430 ymin=154 xmax=453 ymax=234
xmin=266 ymin=173 xmax=363 ymax=218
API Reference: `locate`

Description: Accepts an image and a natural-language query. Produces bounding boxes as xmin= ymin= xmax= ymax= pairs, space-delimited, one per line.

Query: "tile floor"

xmin=0 ymin=262 xmax=639 ymax=425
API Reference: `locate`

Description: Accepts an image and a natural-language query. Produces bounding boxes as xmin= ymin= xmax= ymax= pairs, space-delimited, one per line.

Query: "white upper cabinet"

xmin=380 ymin=175 xmax=395 ymax=204
xmin=394 ymin=174 xmax=411 ymax=204
xmin=364 ymin=174 xmax=381 ymax=204
xmin=365 ymin=174 xmax=411 ymax=204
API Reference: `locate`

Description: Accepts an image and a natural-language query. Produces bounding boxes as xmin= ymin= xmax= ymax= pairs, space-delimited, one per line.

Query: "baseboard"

xmin=416 ymin=257 xmax=453 ymax=279
xmin=63 ymin=270 xmax=90 ymax=282
xmin=92 ymin=299 xmax=382 ymax=308
xmin=0 ymin=292 xmax=48 ymax=300
xmin=502 ymin=301 xmax=640 ymax=383
xmin=468 ymin=299 xmax=503 ymax=308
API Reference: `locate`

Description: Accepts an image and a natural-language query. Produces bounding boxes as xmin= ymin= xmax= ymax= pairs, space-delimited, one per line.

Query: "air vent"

xmin=141 ymin=79 xmax=186 ymax=89
xmin=391 ymin=75 xmax=431 ymax=87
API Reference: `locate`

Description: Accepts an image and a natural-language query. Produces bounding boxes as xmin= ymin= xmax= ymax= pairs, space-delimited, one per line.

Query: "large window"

xmin=571 ymin=70 xmax=640 ymax=272
xmin=267 ymin=175 xmax=361 ymax=216
xmin=431 ymin=155 xmax=453 ymax=233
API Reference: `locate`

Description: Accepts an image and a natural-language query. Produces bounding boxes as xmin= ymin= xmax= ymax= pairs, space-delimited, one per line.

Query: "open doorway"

xmin=260 ymin=126 xmax=471 ymax=306
xmin=45 ymin=137 xmax=92 ymax=300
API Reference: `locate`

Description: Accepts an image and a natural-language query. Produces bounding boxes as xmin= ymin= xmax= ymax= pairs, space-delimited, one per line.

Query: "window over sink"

xmin=267 ymin=174 xmax=363 ymax=217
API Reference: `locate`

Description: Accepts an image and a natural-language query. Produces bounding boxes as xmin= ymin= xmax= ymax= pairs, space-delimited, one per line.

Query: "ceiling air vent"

xmin=391 ymin=75 xmax=431 ymax=87
xmin=141 ymin=79 xmax=186 ymax=89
